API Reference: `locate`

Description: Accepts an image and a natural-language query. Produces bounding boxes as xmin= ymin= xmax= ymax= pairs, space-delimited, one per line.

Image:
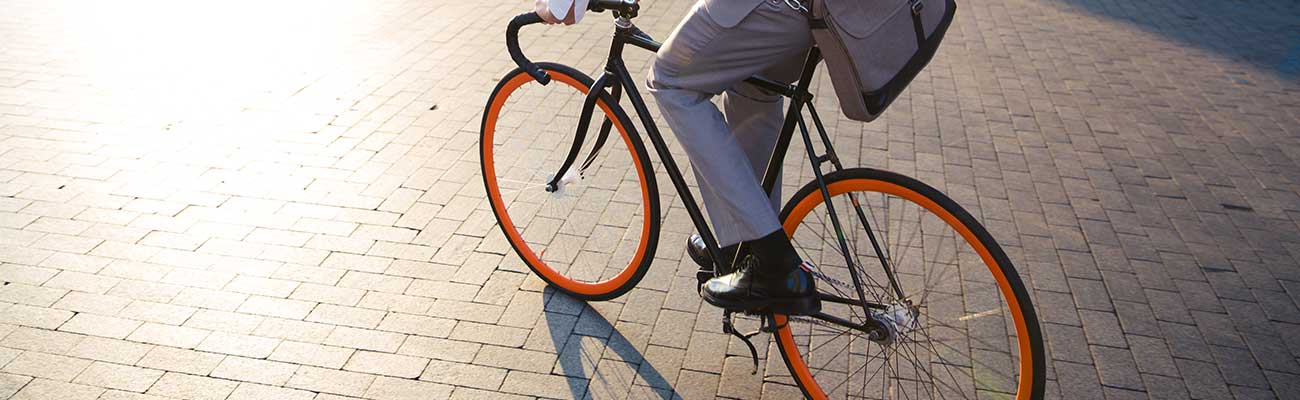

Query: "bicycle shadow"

xmin=544 ymin=286 xmax=675 ymax=399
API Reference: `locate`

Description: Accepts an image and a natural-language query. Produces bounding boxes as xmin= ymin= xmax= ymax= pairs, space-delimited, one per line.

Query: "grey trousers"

xmin=647 ymin=0 xmax=813 ymax=247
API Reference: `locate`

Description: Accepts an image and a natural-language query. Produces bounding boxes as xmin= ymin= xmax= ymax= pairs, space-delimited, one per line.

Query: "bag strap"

xmin=795 ymin=0 xmax=827 ymax=28
xmin=909 ymin=0 xmax=927 ymax=46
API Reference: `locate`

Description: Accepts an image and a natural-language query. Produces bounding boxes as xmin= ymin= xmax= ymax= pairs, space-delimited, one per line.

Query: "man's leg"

xmin=647 ymin=1 xmax=811 ymax=248
xmin=681 ymin=59 xmax=804 ymax=271
xmin=721 ymin=53 xmax=809 ymax=211
xmin=648 ymin=1 xmax=819 ymax=314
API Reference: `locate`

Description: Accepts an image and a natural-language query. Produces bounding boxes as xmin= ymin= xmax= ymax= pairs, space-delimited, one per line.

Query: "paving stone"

xmin=97 ymin=389 xmax=175 ymax=397
xmin=1089 ymin=345 xmax=1144 ymax=391
xmin=364 ymin=376 xmax=454 ymax=400
xmin=397 ymin=336 xmax=481 ymax=363
xmin=270 ymin=341 xmax=356 ymax=369
xmin=135 ymin=346 xmax=227 ymax=376
xmin=0 ymin=373 xmax=32 ymax=399
xmin=183 ymin=309 xmax=265 ymax=334
xmin=342 ymin=350 xmax=429 ymax=379
xmin=305 ymin=304 xmax=387 ymax=329
xmin=72 ymin=361 xmax=164 ymax=392
xmin=499 ymin=370 xmax=587 ymax=399
xmin=1078 ymin=310 xmax=1128 ymax=348
xmin=374 ymin=312 xmax=455 ymax=337
xmin=211 ymin=356 xmax=300 ymax=386
xmin=1241 ymin=331 xmax=1300 ymax=375
xmin=448 ymin=321 xmax=528 ymax=348
xmin=237 ymin=296 xmax=317 ymax=320
xmin=252 ymin=318 xmax=335 ymax=343
xmin=1207 ymin=345 xmax=1270 ymax=389
xmin=1053 ymin=360 xmax=1104 ymax=400
xmin=57 ymin=313 xmax=142 ymax=339
xmin=2 ymin=325 xmax=83 ymax=353
xmin=147 ymin=372 xmax=239 ymax=400
xmin=1175 ymin=358 xmax=1232 ymax=400
xmin=51 ymin=292 xmax=134 ymax=316
xmin=322 ymin=326 xmax=406 ymax=353
xmin=118 ymin=300 xmax=197 ymax=325
xmin=449 ymin=387 xmax=533 ymax=400
xmin=420 ymin=359 xmax=507 ymax=390
xmin=1142 ymin=373 xmax=1192 ymax=400
xmin=194 ymin=331 xmax=280 ymax=358
xmin=1112 ymin=300 xmax=1162 ymax=337
xmin=286 ymin=366 xmax=376 ymax=398
xmin=227 ymin=383 xmax=316 ymax=400
xmin=10 ymin=378 xmax=103 ymax=400
xmin=471 ymin=345 xmax=557 ymax=374
xmin=0 ymin=303 xmax=72 ymax=329
xmin=1126 ymin=334 xmax=1180 ymax=377
xmin=2 ymin=351 xmax=93 ymax=381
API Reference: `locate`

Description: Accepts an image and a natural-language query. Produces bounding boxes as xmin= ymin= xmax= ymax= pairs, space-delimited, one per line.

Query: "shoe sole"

xmin=701 ymin=290 xmax=822 ymax=316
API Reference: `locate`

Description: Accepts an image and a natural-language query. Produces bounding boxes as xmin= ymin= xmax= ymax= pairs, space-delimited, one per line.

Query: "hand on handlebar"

xmin=535 ymin=0 xmax=579 ymax=25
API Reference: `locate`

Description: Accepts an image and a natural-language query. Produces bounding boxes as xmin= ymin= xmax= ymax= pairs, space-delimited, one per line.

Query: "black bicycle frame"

xmin=508 ymin=12 xmax=897 ymax=335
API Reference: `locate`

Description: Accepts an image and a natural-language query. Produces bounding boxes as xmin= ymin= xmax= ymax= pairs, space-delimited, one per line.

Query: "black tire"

xmin=772 ymin=168 xmax=1045 ymax=400
xmin=480 ymin=62 xmax=659 ymax=301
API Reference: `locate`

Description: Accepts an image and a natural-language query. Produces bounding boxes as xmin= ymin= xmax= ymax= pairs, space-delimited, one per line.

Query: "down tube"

xmin=610 ymin=62 xmax=727 ymax=267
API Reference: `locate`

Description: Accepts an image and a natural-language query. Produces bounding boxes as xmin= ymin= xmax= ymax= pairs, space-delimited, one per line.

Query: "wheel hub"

xmin=545 ymin=169 xmax=583 ymax=193
xmin=869 ymin=302 xmax=919 ymax=345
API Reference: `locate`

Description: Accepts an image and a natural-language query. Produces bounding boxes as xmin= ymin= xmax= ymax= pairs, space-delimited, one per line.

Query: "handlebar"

xmin=506 ymin=1 xmax=641 ymax=85
xmin=506 ymin=12 xmax=550 ymax=85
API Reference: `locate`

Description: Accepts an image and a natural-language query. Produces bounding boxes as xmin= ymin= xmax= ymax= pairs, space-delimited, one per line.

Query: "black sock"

xmin=746 ymin=229 xmax=802 ymax=272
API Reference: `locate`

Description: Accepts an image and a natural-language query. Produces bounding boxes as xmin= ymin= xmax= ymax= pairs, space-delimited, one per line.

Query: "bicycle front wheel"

xmin=771 ymin=168 xmax=1045 ymax=399
xmin=480 ymin=63 xmax=659 ymax=301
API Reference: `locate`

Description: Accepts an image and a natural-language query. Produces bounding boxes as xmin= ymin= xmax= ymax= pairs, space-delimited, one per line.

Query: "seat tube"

xmin=760 ymin=48 xmax=823 ymax=196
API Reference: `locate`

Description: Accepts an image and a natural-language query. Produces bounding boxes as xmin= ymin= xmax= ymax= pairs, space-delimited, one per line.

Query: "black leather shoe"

xmin=700 ymin=229 xmax=820 ymax=315
xmin=686 ymin=234 xmax=743 ymax=273
xmin=701 ymin=256 xmax=820 ymax=315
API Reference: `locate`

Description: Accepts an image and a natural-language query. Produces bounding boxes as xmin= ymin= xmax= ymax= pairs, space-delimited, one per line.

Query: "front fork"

xmin=545 ymin=70 xmax=624 ymax=193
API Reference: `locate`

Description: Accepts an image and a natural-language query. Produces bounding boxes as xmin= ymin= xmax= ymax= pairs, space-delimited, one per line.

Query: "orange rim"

xmin=774 ymin=179 xmax=1034 ymax=400
xmin=482 ymin=70 xmax=653 ymax=296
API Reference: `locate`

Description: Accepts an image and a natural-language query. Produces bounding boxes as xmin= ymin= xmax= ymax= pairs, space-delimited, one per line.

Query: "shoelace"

xmin=734 ymin=254 xmax=759 ymax=274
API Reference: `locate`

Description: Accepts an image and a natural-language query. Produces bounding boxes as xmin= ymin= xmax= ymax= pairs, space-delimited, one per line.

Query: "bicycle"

xmin=479 ymin=1 xmax=1045 ymax=398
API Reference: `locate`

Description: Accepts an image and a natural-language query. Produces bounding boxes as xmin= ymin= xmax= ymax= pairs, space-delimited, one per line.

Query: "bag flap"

xmin=824 ymin=0 xmax=913 ymax=39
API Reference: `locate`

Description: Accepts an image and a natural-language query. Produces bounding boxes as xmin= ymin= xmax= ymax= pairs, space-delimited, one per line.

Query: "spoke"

xmin=863 ymin=192 xmax=894 ymax=266
xmin=786 ymin=186 xmax=1025 ymax=399
xmin=896 ymin=332 xmax=973 ymax=400
xmin=888 ymin=207 xmax=926 ymax=295
xmin=803 ymin=329 xmax=852 ymax=362
xmin=822 ymin=343 xmax=885 ymax=396
xmin=915 ymin=232 xmax=959 ymax=307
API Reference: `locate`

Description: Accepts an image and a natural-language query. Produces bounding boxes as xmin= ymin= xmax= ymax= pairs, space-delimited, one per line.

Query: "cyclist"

xmin=536 ymin=0 xmax=819 ymax=315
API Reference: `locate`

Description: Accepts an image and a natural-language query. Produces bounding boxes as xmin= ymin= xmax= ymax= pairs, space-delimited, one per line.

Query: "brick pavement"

xmin=1 ymin=0 xmax=1298 ymax=399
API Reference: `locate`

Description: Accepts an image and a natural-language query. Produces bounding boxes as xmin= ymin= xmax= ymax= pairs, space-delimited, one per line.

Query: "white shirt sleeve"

xmin=547 ymin=0 xmax=590 ymax=23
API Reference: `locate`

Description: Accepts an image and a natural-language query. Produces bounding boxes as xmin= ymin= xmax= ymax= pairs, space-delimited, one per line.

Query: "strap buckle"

xmin=910 ymin=0 xmax=924 ymax=15
xmin=784 ymin=0 xmax=810 ymax=14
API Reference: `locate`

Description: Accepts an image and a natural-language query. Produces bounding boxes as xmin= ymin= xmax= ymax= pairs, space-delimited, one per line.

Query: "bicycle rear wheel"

xmin=480 ymin=63 xmax=659 ymax=301
xmin=771 ymin=168 xmax=1044 ymax=399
